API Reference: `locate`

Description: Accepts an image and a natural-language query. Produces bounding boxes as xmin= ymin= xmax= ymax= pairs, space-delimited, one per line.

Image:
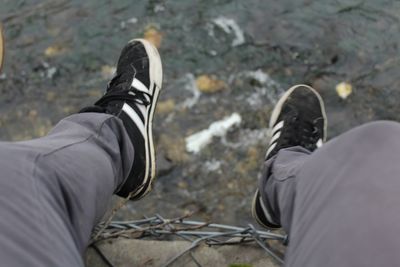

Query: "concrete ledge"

xmin=86 ymin=238 xmax=279 ymax=267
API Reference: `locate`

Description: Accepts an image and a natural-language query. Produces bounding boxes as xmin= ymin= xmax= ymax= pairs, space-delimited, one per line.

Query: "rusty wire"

xmin=91 ymin=214 xmax=287 ymax=267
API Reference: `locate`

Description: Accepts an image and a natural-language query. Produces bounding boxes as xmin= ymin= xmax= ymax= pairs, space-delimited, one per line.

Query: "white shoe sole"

xmin=129 ymin=38 xmax=162 ymax=200
xmin=251 ymin=190 xmax=280 ymax=229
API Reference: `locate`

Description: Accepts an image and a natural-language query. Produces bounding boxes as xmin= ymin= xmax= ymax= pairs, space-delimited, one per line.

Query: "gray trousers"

xmin=1 ymin=113 xmax=399 ymax=266
xmin=0 ymin=113 xmax=133 ymax=266
xmin=260 ymin=120 xmax=400 ymax=266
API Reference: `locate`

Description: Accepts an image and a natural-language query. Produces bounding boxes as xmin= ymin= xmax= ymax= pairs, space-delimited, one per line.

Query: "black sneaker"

xmin=81 ymin=39 xmax=162 ymax=200
xmin=252 ymin=84 xmax=327 ymax=229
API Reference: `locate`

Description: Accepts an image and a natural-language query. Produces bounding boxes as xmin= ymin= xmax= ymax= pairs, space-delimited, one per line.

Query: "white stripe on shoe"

xmin=129 ymin=78 xmax=151 ymax=119
xmin=122 ymin=103 xmax=146 ymax=137
xmin=131 ymin=77 xmax=150 ymax=94
xmin=265 ymin=142 xmax=277 ymax=158
xmin=269 ymin=131 xmax=281 ymax=145
xmin=272 ymin=121 xmax=284 ymax=135
xmin=265 ymin=120 xmax=284 ymax=158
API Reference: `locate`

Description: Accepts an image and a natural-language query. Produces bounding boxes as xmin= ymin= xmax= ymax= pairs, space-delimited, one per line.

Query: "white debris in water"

xmin=204 ymin=159 xmax=222 ymax=172
xmin=38 ymin=61 xmax=57 ymax=79
xmin=246 ymin=70 xmax=269 ymax=84
xmin=233 ymin=69 xmax=284 ymax=107
xmin=0 ymin=73 xmax=7 ymax=80
xmin=120 ymin=17 xmax=138 ymax=29
xmin=222 ymin=128 xmax=270 ymax=149
xmin=240 ymin=69 xmax=280 ymax=89
xmin=212 ymin=17 xmax=245 ymax=47
xmin=186 ymin=113 xmax=242 ymax=154
xmin=210 ymin=50 xmax=218 ymax=56
xmin=182 ymin=74 xmax=201 ymax=108
xmin=127 ymin=17 xmax=138 ymax=24
xmin=206 ymin=23 xmax=216 ymax=38
xmin=46 ymin=67 xmax=57 ymax=79
xmin=246 ymin=88 xmax=267 ymax=107
xmin=154 ymin=4 xmax=165 ymax=13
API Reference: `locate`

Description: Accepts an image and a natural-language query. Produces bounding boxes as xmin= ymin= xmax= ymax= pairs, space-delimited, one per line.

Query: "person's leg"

xmin=252 ymin=84 xmax=327 ymax=231
xmin=285 ymin=121 xmax=400 ymax=266
xmin=260 ymin=121 xmax=400 ymax=267
xmin=0 ymin=113 xmax=132 ymax=266
xmin=254 ymin=85 xmax=400 ymax=266
xmin=257 ymin=146 xmax=311 ymax=233
xmin=0 ymin=38 xmax=162 ymax=266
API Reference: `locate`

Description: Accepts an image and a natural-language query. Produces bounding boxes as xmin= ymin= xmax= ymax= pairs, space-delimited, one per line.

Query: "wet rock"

xmin=156 ymin=151 xmax=174 ymax=177
xmin=177 ymin=180 xmax=188 ymax=189
xmin=195 ymin=74 xmax=227 ymax=93
xmin=28 ymin=109 xmax=38 ymax=119
xmin=44 ymin=44 xmax=68 ymax=57
xmin=336 ymin=82 xmax=352 ymax=100
xmin=158 ymin=134 xmax=189 ymax=163
xmin=100 ymin=65 xmax=116 ymax=80
xmin=156 ymin=99 xmax=175 ymax=114
xmin=144 ymin=26 xmax=163 ymax=48
xmin=87 ymin=89 xmax=103 ymax=98
xmin=235 ymin=146 xmax=261 ymax=176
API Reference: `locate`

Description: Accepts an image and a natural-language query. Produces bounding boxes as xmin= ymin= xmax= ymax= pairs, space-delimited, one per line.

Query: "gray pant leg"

xmin=260 ymin=121 xmax=400 ymax=267
xmin=0 ymin=113 xmax=133 ymax=267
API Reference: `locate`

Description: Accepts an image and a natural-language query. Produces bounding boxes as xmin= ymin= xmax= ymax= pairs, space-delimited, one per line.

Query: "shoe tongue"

xmin=107 ymin=72 xmax=134 ymax=92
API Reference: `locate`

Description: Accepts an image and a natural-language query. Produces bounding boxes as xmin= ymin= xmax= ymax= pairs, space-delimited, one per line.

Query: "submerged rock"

xmin=196 ymin=74 xmax=227 ymax=93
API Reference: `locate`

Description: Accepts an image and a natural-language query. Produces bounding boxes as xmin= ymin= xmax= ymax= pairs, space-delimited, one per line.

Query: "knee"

xmin=348 ymin=120 xmax=400 ymax=147
xmin=356 ymin=120 xmax=400 ymax=134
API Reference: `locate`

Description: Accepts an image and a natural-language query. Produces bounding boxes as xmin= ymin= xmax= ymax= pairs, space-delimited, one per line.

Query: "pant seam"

xmin=40 ymin=116 xmax=117 ymax=157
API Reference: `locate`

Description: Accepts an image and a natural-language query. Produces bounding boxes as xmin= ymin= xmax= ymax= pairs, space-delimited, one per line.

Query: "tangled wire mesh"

xmin=90 ymin=213 xmax=287 ymax=267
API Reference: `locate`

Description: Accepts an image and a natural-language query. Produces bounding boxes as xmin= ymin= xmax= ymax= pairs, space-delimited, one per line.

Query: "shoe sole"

xmin=251 ymin=84 xmax=327 ymax=228
xmin=129 ymin=39 xmax=163 ymax=200
xmin=251 ymin=190 xmax=281 ymax=229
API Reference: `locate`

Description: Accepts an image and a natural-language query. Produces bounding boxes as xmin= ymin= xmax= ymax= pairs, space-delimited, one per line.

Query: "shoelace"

xmin=95 ymin=88 xmax=151 ymax=107
xmin=96 ymin=69 xmax=151 ymax=107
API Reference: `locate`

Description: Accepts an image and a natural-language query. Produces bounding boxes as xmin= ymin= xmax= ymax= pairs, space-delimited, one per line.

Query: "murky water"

xmin=1 ymin=0 xmax=400 ymax=226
